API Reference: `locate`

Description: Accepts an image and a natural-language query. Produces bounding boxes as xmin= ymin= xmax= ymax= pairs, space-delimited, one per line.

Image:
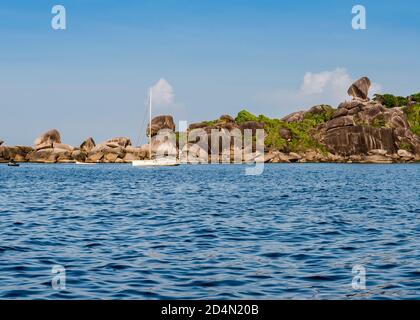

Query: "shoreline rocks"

xmin=0 ymin=146 xmax=34 ymax=163
xmin=1 ymin=77 xmax=419 ymax=165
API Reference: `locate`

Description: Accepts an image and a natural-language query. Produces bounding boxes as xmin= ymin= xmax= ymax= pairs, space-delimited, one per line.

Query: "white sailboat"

xmin=132 ymin=88 xmax=180 ymax=167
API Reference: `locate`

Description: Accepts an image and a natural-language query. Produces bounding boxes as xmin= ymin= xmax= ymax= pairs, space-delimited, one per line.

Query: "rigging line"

xmin=135 ymin=91 xmax=151 ymax=147
xmin=136 ymin=106 xmax=148 ymax=146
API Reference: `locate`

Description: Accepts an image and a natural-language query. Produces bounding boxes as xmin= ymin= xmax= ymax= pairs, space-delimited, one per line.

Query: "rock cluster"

xmin=0 ymin=145 xmax=34 ymax=163
xmin=316 ymin=77 xmax=420 ymax=159
xmin=1 ymin=77 xmax=419 ymax=164
xmin=0 ymin=130 xmax=148 ymax=164
xmin=180 ymin=115 xmax=267 ymax=163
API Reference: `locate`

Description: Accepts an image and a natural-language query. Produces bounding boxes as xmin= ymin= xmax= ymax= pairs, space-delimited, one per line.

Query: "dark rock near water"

xmin=324 ymin=126 xmax=396 ymax=156
xmin=71 ymin=150 xmax=87 ymax=162
xmin=0 ymin=146 xmax=33 ymax=162
xmin=123 ymin=147 xmax=147 ymax=162
xmin=27 ymin=149 xmax=57 ymax=163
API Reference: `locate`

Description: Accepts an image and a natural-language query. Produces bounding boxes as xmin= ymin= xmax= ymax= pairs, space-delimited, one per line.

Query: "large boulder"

xmin=364 ymin=154 xmax=394 ymax=164
xmin=80 ymin=137 xmax=96 ymax=153
xmin=104 ymin=137 xmax=131 ymax=148
xmin=86 ymin=151 xmax=104 ymax=163
xmin=27 ymin=149 xmax=58 ymax=163
xmin=383 ymin=108 xmax=410 ymax=129
xmin=332 ymin=107 xmax=349 ymax=119
xmin=34 ymin=129 xmax=61 ymax=150
xmin=397 ymin=149 xmax=415 ymax=160
xmin=325 ymin=116 xmax=355 ymax=131
xmin=87 ymin=144 xmax=125 ymax=163
xmin=353 ymin=102 xmax=386 ymax=126
xmin=146 ymin=115 xmax=175 ymax=137
xmin=324 ymin=126 xmax=397 ymax=155
xmin=368 ymin=149 xmax=388 ymax=156
xmin=27 ymin=147 xmax=73 ymax=163
xmin=54 ymin=149 xmax=74 ymax=163
xmin=103 ymin=153 xmax=119 ymax=163
xmin=347 ymin=77 xmax=371 ymax=100
xmin=338 ymin=100 xmax=365 ymax=111
xmin=281 ymin=111 xmax=305 ymax=123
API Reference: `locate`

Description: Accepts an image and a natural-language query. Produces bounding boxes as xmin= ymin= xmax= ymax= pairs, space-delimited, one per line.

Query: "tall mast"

xmin=149 ymin=88 xmax=152 ymax=160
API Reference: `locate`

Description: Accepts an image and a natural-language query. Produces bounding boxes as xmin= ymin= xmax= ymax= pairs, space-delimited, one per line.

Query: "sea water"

xmin=0 ymin=163 xmax=419 ymax=299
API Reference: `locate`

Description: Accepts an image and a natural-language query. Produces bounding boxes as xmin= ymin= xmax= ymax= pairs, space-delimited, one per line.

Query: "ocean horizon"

xmin=1 ymin=0 xmax=420 ymax=311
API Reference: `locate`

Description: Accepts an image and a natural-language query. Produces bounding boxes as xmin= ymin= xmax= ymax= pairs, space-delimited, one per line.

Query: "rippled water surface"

xmin=0 ymin=163 xmax=419 ymax=299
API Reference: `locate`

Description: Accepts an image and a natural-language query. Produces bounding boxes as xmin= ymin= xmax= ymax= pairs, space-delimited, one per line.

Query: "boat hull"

xmin=7 ymin=163 xmax=20 ymax=167
xmin=132 ymin=158 xmax=180 ymax=167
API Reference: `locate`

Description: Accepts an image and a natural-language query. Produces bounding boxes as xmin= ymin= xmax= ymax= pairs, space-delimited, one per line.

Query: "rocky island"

xmin=1 ymin=77 xmax=419 ymax=164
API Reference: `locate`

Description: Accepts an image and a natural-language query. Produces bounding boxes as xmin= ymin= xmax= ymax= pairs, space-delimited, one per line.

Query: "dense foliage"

xmin=373 ymin=94 xmax=409 ymax=108
xmin=235 ymin=108 xmax=333 ymax=153
xmin=410 ymin=93 xmax=420 ymax=103
xmin=403 ymin=104 xmax=420 ymax=136
xmin=235 ymin=110 xmax=259 ymax=124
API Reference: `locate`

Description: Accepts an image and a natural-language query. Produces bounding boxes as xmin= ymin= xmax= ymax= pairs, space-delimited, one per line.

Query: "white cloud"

xmin=301 ymin=68 xmax=351 ymax=97
xmin=151 ymin=78 xmax=175 ymax=107
xmin=300 ymin=68 xmax=381 ymax=101
xmin=254 ymin=68 xmax=382 ymax=116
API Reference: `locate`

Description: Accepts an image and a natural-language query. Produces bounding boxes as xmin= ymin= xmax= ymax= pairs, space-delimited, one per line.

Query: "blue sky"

xmin=1 ymin=0 xmax=419 ymax=146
